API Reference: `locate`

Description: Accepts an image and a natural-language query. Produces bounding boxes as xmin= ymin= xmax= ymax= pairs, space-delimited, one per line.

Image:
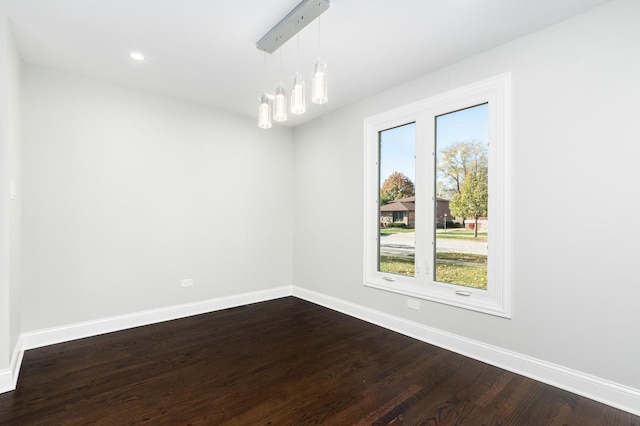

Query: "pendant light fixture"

xmin=273 ymin=50 xmax=287 ymax=122
xmin=290 ymin=72 xmax=306 ymax=115
xmin=258 ymin=94 xmax=272 ymax=129
xmin=256 ymin=0 xmax=330 ymax=128
xmin=290 ymin=34 xmax=306 ymax=115
xmin=311 ymin=60 xmax=327 ymax=105
xmin=273 ymin=84 xmax=288 ymax=121
xmin=258 ymin=53 xmax=272 ymax=129
xmin=312 ymin=18 xmax=328 ymax=105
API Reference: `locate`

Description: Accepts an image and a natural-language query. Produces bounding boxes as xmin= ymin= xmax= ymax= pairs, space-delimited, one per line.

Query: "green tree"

xmin=437 ymin=140 xmax=487 ymax=199
xmin=449 ymin=164 xmax=488 ymax=237
xmin=437 ymin=140 xmax=488 ymax=227
xmin=380 ymin=171 xmax=415 ymax=205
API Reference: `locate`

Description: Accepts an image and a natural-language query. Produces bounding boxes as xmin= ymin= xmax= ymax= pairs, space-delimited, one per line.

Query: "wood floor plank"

xmin=0 ymin=297 xmax=637 ymax=425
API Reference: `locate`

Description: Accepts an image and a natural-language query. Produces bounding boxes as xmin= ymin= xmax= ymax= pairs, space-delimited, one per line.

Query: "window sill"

xmin=364 ymin=279 xmax=511 ymax=318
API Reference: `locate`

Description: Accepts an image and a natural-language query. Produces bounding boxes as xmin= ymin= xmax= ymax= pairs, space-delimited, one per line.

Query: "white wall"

xmin=293 ymin=0 xmax=640 ymax=392
xmin=21 ymin=65 xmax=293 ymax=332
xmin=0 ymin=10 xmax=23 ymax=385
xmin=8 ymin=19 xmax=22 ymax=361
xmin=0 ymin=9 xmax=11 ymax=373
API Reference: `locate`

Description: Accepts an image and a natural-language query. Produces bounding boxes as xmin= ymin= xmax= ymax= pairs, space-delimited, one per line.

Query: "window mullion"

xmin=413 ymin=113 xmax=433 ymax=284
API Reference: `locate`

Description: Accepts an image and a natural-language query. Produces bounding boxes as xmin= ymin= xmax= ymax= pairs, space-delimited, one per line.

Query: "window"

xmin=392 ymin=211 xmax=404 ymax=223
xmin=435 ymin=104 xmax=488 ymax=288
xmin=364 ymin=74 xmax=511 ymax=317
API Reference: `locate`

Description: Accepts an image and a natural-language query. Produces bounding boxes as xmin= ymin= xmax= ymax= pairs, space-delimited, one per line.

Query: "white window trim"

xmin=363 ymin=73 xmax=512 ymax=318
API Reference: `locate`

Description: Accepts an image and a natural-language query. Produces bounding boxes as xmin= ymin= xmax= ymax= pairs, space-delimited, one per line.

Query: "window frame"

xmin=364 ymin=73 xmax=512 ymax=318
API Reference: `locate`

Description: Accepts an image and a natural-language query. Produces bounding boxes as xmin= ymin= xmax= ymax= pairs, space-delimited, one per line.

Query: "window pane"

xmin=378 ymin=123 xmax=416 ymax=277
xmin=435 ymin=104 xmax=488 ymax=289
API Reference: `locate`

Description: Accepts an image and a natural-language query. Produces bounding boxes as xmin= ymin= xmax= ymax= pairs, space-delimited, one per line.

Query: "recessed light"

xmin=129 ymin=52 xmax=145 ymax=61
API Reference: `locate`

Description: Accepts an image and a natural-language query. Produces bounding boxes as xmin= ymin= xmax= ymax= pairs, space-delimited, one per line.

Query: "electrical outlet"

xmin=407 ymin=299 xmax=420 ymax=310
xmin=180 ymin=279 xmax=194 ymax=288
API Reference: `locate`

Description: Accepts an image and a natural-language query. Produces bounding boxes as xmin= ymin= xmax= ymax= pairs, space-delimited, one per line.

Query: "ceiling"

xmin=6 ymin=0 xmax=612 ymax=127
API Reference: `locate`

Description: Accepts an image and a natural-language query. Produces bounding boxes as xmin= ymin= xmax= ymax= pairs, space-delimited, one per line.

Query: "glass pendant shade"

xmin=258 ymin=94 xmax=272 ymax=129
xmin=291 ymin=72 xmax=306 ymax=115
xmin=311 ymin=59 xmax=328 ymax=104
xmin=273 ymin=84 xmax=288 ymax=122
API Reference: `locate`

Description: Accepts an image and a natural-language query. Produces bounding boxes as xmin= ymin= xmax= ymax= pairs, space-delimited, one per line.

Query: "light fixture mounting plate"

xmin=257 ymin=0 xmax=330 ymax=54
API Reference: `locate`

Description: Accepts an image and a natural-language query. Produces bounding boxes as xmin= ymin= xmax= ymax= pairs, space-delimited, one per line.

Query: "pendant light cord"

xmin=279 ymin=48 xmax=283 ymax=83
xmin=263 ymin=52 xmax=267 ymax=92
xmin=297 ymin=32 xmax=301 ymax=69
xmin=318 ymin=16 xmax=322 ymax=56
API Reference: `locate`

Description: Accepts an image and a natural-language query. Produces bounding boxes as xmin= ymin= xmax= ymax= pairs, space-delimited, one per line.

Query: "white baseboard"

xmin=0 ymin=337 xmax=24 ymax=394
xmin=5 ymin=285 xmax=640 ymax=416
xmin=0 ymin=369 xmax=12 ymax=393
xmin=292 ymin=286 xmax=640 ymax=417
xmin=20 ymin=286 xmax=291 ymax=351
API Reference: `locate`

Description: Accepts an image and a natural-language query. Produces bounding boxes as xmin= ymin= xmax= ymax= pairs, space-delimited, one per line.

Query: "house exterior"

xmin=380 ymin=196 xmax=415 ymax=227
xmin=380 ymin=196 xmax=452 ymax=228
xmin=435 ymin=198 xmax=452 ymax=227
xmin=465 ymin=217 xmax=488 ymax=232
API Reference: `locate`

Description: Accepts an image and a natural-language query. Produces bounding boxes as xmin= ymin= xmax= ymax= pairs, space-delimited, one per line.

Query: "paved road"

xmin=380 ymin=232 xmax=487 ymax=257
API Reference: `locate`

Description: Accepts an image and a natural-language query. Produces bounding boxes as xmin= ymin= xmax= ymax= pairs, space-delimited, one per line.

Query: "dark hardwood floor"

xmin=0 ymin=297 xmax=637 ymax=425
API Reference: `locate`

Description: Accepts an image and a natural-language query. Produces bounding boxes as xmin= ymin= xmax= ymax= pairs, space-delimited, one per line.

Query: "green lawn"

xmin=379 ymin=254 xmax=487 ymax=290
xmin=379 ymin=255 xmax=415 ymax=276
xmin=435 ymin=262 xmax=487 ymax=289
xmin=436 ymin=252 xmax=487 ymax=264
xmin=380 ymin=227 xmax=415 ymax=234
xmin=436 ymin=229 xmax=487 ymax=242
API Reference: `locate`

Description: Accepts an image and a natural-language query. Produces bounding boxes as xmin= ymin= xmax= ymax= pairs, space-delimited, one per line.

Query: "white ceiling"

xmin=6 ymin=0 xmax=612 ymax=127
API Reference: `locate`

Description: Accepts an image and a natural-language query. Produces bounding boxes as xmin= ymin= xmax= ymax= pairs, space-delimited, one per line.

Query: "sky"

xmin=379 ymin=103 xmax=488 ymax=186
